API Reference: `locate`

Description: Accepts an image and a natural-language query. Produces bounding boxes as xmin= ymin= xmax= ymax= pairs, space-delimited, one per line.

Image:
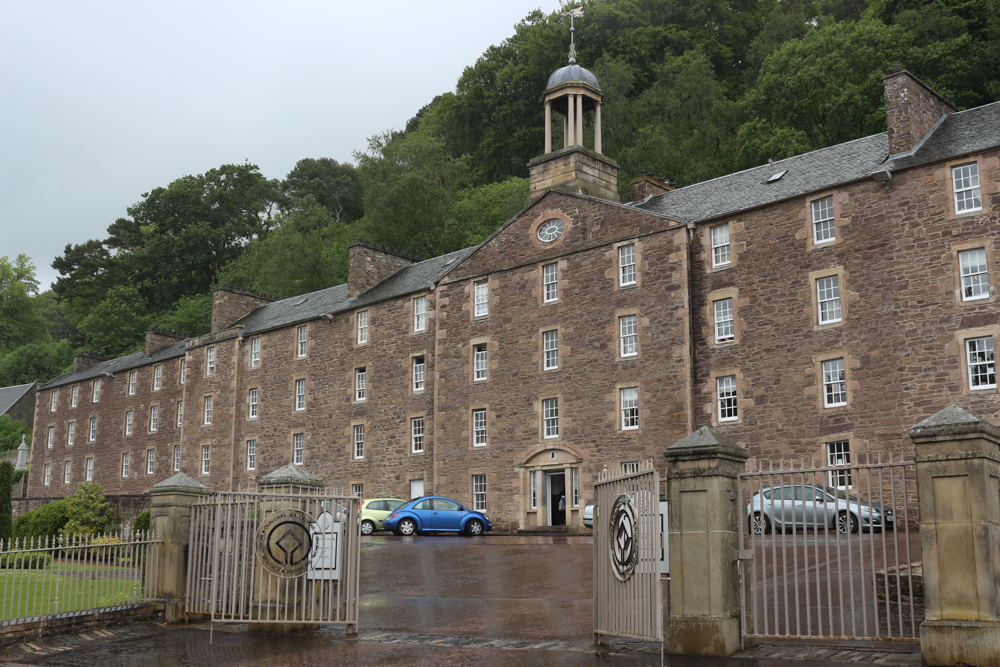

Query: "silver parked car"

xmin=748 ymin=484 xmax=894 ymax=535
xmin=583 ymin=505 xmax=594 ymax=529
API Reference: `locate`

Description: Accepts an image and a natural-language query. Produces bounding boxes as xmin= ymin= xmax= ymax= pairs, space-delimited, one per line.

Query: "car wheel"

xmin=360 ymin=520 xmax=375 ymax=536
xmin=750 ymin=513 xmax=771 ymax=535
xmin=398 ymin=518 xmax=417 ymax=536
xmin=837 ymin=512 xmax=858 ymax=534
xmin=465 ymin=519 xmax=484 ymax=536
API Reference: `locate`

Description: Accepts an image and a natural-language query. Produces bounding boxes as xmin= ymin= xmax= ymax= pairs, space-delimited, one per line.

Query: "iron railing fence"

xmin=186 ymin=487 xmax=360 ymax=630
xmin=593 ymin=460 xmax=663 ymax=644
xmin=0 ymin=531 xmax=161 ymax=627
xmin=738 ymin=452 xmax=921 ymax=642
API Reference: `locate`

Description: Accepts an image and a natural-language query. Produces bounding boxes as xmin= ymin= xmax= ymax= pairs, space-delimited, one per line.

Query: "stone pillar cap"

xmin=149 ymin=471 xmax=212 ymax=496
xmin=258 ymin=464 xmax=324 ymax=489
xmin=909 ymin=404 xmax=1000 ymax=442
xmin=664 ymin=426 xmax=748 ymax=461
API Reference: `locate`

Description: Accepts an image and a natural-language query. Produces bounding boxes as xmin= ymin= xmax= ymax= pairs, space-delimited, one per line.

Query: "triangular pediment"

xmin=442 ymin=191 xmax=684 ymax=284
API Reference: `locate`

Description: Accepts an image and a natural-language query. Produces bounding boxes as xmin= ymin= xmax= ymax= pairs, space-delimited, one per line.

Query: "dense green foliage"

xmin=62 ymin=483 xmax=114 ymax=537
xmin=3 ymin=0 xmax=994 ymax=363
xmin=0 ymin=415 xmax=32 ymax=453
xmin=12 ymin=499 xmax=69 ymax=539
xmin=0 ymin=461 xmax=13 ymax=540
xmin=132 ymin=509 xmax=151 ymax=533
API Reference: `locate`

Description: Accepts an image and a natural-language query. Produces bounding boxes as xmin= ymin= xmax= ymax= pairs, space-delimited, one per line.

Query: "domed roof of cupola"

xmin=546 ymin=63 xmax=600 ymax=90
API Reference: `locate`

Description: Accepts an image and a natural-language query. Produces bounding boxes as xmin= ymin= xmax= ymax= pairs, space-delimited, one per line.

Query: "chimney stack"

xmin=211 ymin=285 xmax=274 ymax=332
xmin=347 ymin=241 xmax=420 ymax=299
xmin=883 ymin=66 xmax=956 ymax=155
xmin=72 ymin=351 xmax=105 ymax=373
xmin=630 ymin=172 xmax=676 ymax=202
xmin=144 ymin=328 xmax=188 ymax=356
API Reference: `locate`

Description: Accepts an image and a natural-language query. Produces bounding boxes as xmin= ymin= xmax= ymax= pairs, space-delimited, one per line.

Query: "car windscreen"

xmin=386 ymin=500 xmax=406 ymax=511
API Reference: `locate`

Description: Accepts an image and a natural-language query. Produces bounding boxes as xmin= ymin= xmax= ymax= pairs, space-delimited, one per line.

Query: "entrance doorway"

xmin=547 ymin=472 xmax=566 ymax=526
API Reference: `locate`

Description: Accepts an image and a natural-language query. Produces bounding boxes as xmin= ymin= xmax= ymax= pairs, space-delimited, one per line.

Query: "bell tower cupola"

xmin=527 ymin=8 xmax=619 ymax=204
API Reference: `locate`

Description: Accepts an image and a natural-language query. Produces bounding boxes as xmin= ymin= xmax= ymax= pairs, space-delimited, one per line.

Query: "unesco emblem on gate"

xmin=609 ymin=494 xmax=638 ymax=581
xmin=255 ymin=508 xmax=314 ymax=578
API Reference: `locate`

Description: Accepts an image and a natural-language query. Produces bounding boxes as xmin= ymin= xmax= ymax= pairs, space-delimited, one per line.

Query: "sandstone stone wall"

xmin=29 ymin=354 xmax=185 ymax=497
xmin=884 ymin=69 xmax=956 ymax=155
xmin=689 ymin=149 xmax=1000 ymax=468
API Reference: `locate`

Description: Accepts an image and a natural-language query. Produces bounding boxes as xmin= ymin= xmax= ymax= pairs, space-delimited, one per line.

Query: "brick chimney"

xmin=72 ymin=351 xmax=105 ymax=373
xmin=630 ymin=172 xmax=676 ymax=202
xmin=883 ymin=66 xmax=956 ymax=155
xmin=211 ymin=285 xmax=274 ymax=332
xmin=347 ymin=240 xmax=419 ymax=298
xmin=144 ymin=328 xmax=188 ymax=356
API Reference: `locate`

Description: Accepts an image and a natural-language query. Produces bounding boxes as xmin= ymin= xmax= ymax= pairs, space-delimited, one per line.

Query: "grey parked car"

xmin=583 ymin=505 xmax=594 ymax=529
xmin=748 ymin=484 xmax=894 ymax=535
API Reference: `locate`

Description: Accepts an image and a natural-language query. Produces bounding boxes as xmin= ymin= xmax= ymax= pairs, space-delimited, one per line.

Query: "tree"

xmin=151 ymin=293 xmax=213 ymax=337
xmin=113 ymin=163 xmax=282 ymax=311
xmin=219 ymin=201 xmax=356 ymax=299
xmin=62 ymin=482 xmax=114 ymax=537
xmin=443 ymin=178 xmax=530 ymax=250
xmin=33 ymin=291 xmax=78 ymax=344
xmin=51 ymin=239 xmax=121 ymax=326
xmin=0 ymin=461 xmax=12 ymax=540
xmin=0 ymin=255 xmax=48 ymax=354
xmin=355 ymin=130 xmax=471 ymax=258
xmin=77 ymin=285 xmax=151 ymax=357
xmin=281 ymin=158 xmax=364 ymax=224
xmin=614 ymin=50 xmax=740 ymax=189
xmin=0 ymin=341 xmax=73 ymax=387
xmin=0 ymin=415 xmax=33 ymax=453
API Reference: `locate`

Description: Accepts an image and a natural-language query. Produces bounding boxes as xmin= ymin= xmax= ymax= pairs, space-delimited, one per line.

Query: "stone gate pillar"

xmin=149 ymin=472 xmax=212 ymax=623
xmin=663 ymin=427 xmax=752 ymax=656
xmin=909 ymin=405 xmax=1000 ymax=666
xmin=250 ymin=464 xmax=325 ymax=635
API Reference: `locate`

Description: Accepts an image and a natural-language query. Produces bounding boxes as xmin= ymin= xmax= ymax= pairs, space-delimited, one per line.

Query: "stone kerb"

xmin=908 ymin=405 xmax=1000 ymax=667
xmin=149 ymin=472 xmax=212 ymax=624
xmin=663 ymin=427 xmax=751 ymax=657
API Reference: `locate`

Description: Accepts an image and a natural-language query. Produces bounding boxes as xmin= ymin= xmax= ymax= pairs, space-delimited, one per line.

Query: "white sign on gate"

xmin=307 ymin=511 xmax=341 ymax=580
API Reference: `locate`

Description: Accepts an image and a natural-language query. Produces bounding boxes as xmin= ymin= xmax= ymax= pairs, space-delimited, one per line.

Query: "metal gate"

xmin=186 ymin=489 xmax=361 ymax=631
xmin=593 ymin=460 xmax=663 ymax=643
xmin=737 ymin=452 xmax=921 ymax=642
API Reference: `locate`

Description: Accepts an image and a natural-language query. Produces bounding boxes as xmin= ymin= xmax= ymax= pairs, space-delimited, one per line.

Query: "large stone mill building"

xmin=27 ymin=61 xmax=1000 ymax=531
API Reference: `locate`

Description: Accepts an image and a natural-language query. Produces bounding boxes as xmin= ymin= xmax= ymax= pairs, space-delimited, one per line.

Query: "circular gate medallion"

xmin=609 ymin=494 xmax=638 ymax=582
xmin=255 ymin=508 xmax=314 ymax=578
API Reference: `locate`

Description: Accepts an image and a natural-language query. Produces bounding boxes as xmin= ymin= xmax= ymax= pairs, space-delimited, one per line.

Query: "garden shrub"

xmin=62 ymin=482 xmax=114 ymax=537
xmin=132 ymin=509 xmax=151 ymax=533
xmin=0 ymin=552 xmax=51 ymax=569
xmin=11 ymin=499 xmax=69 ymax=540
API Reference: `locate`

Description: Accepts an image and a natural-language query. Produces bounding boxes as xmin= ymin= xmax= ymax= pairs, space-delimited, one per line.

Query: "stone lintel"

xmin=258 ymin=464 xmax=324 ymax=490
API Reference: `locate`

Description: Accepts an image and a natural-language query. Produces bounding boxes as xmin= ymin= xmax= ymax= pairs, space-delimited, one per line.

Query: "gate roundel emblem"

xmin=609 ymin=494 xmax=638 ymax=581
xmin=255 ymin=508 xmax=314 ymax=578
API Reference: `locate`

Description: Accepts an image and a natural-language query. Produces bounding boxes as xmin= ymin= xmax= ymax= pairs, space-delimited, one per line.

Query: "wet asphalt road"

xmin=1 ymin=534 xmax=910 ymax=666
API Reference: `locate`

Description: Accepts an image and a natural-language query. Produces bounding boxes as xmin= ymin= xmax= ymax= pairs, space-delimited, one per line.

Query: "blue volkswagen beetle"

xmin=383 ymin=495 xmax=492 ymax=536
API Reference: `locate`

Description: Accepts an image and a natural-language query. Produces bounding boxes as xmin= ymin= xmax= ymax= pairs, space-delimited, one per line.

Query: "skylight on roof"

xmin=293 ymin=298 xmax=308 ymax=306
xmin=767 ymin=170 xmax=787 ymax=183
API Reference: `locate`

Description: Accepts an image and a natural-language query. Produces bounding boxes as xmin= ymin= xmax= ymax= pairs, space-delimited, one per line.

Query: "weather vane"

xmin=566 ymin=6 xmax=584 ymax=64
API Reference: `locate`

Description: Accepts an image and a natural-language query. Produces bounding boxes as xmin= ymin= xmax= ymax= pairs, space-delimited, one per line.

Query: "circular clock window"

xmin=537 ymin=219 xmax=565 ymax=243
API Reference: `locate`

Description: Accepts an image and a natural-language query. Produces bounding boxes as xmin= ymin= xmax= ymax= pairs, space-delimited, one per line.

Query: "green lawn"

xmin=0 ymin=560 xmax=148 ymax=621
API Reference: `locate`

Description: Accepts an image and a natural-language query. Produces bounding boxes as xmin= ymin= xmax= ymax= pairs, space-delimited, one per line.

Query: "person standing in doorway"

xmin=558 ymin=494 xmax=566 ymax=511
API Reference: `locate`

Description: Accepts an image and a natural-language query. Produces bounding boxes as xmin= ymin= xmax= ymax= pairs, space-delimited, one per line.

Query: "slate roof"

xmin=0 ymin=383 xmax=35 ymax=417
xmin=41 ymin=247 xmax=476 ymax=390
xmin=43 ymin=341 xmax=188 ymax=390
xmin=636 ymin=100 xmax=1000 ymax=223
xmin=232 ymin=247 xmax=474 ymax=336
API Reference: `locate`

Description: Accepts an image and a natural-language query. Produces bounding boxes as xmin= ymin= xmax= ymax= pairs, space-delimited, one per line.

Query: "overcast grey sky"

xmin=1 ymin=0 xmax=564 ymax=291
